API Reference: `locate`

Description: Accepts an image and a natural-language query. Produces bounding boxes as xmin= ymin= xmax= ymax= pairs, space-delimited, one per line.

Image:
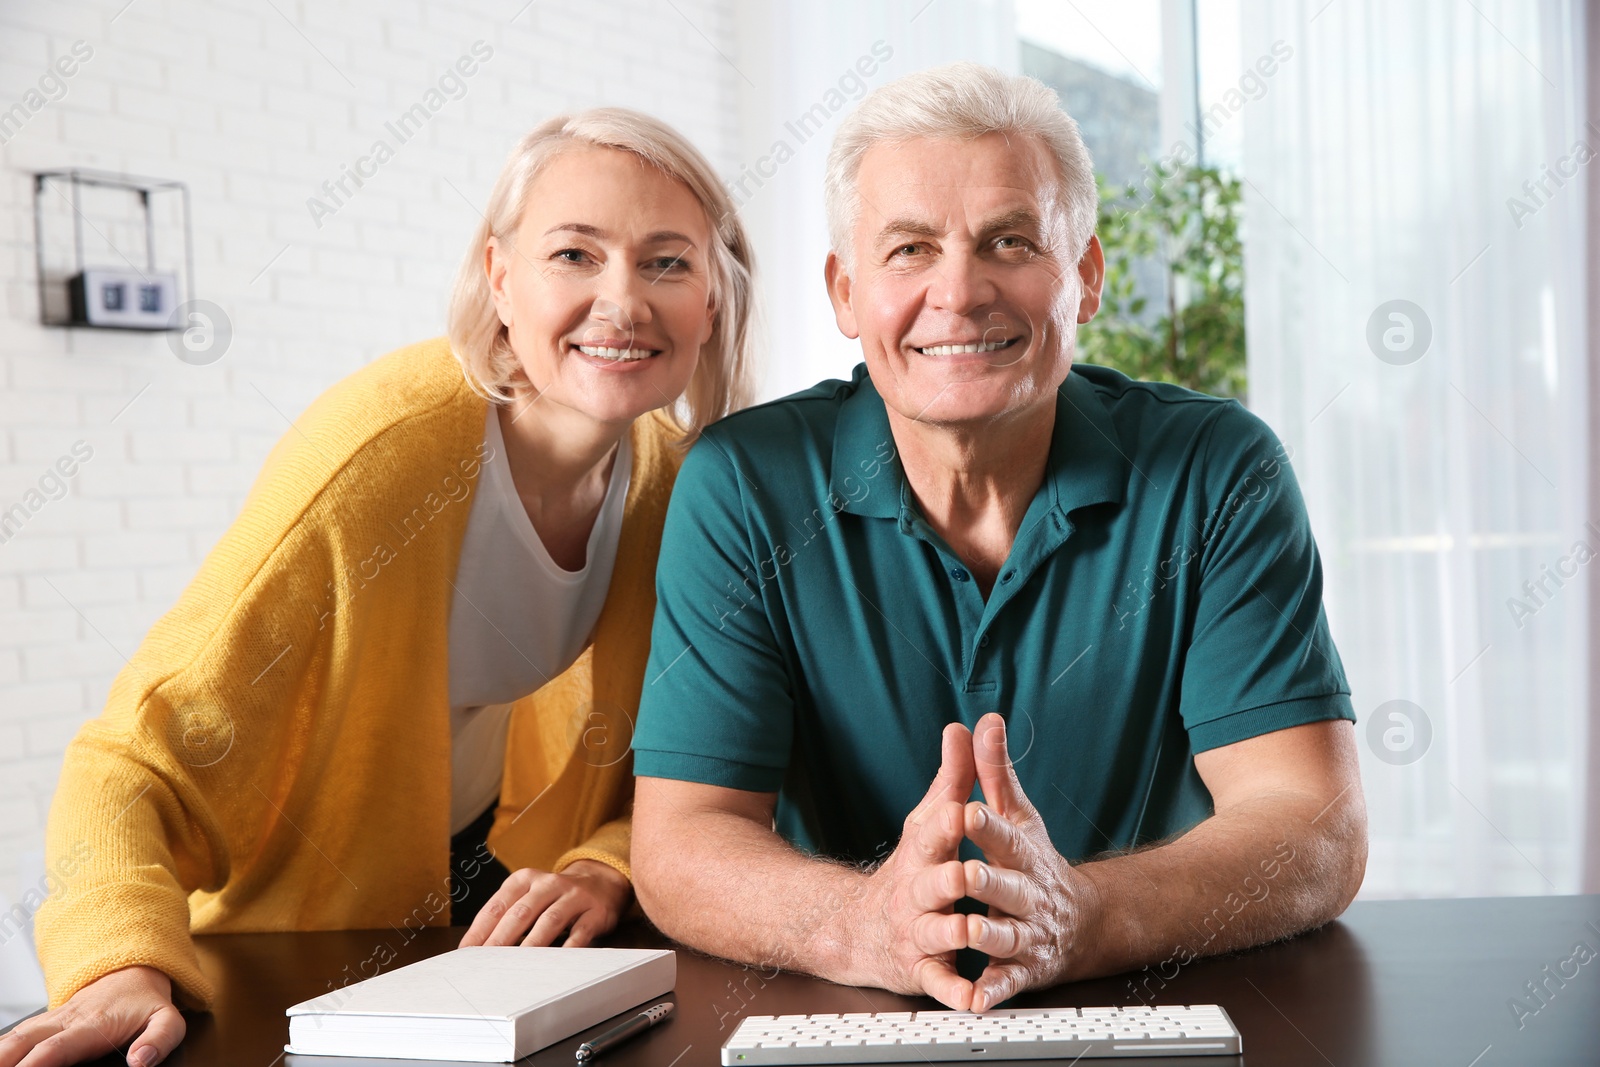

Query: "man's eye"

xmin=892 ymin=243 xmax=922 ymax=257
xmin=994 ymin=236 xmax=1029 ymax=251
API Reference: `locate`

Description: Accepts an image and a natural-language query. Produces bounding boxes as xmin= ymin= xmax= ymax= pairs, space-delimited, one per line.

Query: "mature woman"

xmin=7 ymin=109 xmax=753 ymax=1067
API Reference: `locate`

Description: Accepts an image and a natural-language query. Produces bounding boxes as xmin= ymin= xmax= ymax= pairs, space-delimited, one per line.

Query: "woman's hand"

xmin=458 ymin=860 xmax=632 ymax=948
xmin=0 ymin=965 xmax=183 ymax=1067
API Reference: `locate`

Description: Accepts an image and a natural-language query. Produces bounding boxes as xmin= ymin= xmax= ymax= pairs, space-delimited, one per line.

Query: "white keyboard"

xmin=720 ymin=1005 xmax=1241 ymax=1063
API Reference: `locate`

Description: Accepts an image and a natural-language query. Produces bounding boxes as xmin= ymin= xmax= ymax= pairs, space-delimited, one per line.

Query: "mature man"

xmin=630 ymin=62 xmax=1366 ymax=1013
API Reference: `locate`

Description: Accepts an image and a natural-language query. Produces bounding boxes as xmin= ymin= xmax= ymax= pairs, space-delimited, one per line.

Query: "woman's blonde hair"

xmin=449 ymin=108 xmax=755 ymax=444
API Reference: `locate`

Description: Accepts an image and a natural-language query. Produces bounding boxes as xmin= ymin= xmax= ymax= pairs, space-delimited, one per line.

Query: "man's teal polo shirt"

xmin=632 ymin=363 xmax=1353 ymax=866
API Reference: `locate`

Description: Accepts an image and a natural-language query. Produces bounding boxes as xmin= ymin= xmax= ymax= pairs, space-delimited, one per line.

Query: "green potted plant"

xmin=1079 ymin=163 xmax=1246 ymax=399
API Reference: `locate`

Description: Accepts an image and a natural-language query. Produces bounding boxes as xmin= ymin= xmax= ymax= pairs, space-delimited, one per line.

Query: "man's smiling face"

xmin=826 ymin=130 xmax=1102 ymax=430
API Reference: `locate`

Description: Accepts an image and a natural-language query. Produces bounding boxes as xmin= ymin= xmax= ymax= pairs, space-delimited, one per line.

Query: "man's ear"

xmin=1075 ymin=234 xmax=1105 ymax=324
xmin=486 ymin=237 xmax=514 ymax=328
xmin=824 ymin=251 xmax=860 ymax=340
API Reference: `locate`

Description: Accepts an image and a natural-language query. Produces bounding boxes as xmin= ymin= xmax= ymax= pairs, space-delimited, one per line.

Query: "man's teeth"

xmin=578 ymin=345 xmax=656 ymax=362
xmin=918 ymin=341 xmax=1011 ymax=356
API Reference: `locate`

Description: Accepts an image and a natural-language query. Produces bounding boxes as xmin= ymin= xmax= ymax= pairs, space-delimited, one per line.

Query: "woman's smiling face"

xmin=487 ymin=145 xmax=717 ymax=426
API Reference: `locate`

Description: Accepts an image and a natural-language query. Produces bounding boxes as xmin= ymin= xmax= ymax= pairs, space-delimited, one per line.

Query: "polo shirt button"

xmin=979 ymin=634 xmax=990 ymax=647
xmin=950 ymin=567 xmax=970 ymax=582
xmin=1001 ymin=571 xmax=1014 ymax=583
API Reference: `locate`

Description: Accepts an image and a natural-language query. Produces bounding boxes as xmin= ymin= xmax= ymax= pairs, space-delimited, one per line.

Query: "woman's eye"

xmin=554 ymin=248 xmax=588 ymax=264
xmin=650 ymin=255 xmax=688 ymax=272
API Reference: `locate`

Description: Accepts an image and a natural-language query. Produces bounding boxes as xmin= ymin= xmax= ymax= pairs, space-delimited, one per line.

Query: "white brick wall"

xmin=0 ymin=0 xmax=740 ymax=893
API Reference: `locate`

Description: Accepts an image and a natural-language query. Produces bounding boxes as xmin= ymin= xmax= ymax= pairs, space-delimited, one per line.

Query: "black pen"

xmin=574 ymin=1001 xmax=674 ymax=1063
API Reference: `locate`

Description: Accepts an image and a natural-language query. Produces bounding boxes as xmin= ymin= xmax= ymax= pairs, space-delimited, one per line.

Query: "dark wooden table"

xmin=11 ymin=895 xmax=1599 ymax=1066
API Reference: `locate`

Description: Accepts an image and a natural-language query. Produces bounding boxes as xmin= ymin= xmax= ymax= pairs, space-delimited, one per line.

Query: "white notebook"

xmin=284 ymin=946 xmax=676 ymax=1062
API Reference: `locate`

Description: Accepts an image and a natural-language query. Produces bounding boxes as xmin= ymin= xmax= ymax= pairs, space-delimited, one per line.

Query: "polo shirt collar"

xmin=830 ymin=365 xmax=902 ymax=519
xmin=1048 ymin=367 xmax=1130 ymax=517
xmin=829 ymin=363 xmax=1130 ymax=522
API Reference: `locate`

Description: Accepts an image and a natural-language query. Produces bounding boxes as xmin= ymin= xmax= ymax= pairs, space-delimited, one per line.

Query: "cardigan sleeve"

xmin=31 ymin=539 xmax=326 ymax=1011
xmin=552 ymin=814 xmax=633 ymax=881
xmin=35 ymin=704 xmax=221 ymax=1010
xmin=32 ymin=342 xmax=480 ymax=1010
xmin=29 ymin=470 xmax=359 ymax=1011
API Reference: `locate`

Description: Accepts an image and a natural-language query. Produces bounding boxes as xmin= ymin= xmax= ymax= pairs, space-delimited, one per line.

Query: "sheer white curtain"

xmin=1239 ymin=0 xmax=1592 ymax=895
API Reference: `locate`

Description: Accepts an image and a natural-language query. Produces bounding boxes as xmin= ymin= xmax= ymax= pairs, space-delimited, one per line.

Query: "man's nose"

xmin=926 ymin=250 xmax=997 ymax=317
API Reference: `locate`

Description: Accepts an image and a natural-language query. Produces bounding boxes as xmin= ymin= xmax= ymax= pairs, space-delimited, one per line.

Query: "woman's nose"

xmin=593 ymin=264 xmax=652 ymax=330
xmin=585 ymin=297 xmax=634 ymax=340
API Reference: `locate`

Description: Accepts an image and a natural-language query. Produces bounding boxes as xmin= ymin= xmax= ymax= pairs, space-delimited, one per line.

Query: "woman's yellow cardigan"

xmin=32 ymin=338 xmax=683 ymax=1010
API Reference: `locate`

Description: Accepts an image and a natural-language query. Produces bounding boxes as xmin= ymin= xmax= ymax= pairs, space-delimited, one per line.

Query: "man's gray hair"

xmin=824 ymin=61 xmax=1098 ymax=270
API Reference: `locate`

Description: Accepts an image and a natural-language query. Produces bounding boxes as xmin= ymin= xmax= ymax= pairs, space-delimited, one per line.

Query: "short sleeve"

xmin=1178 ymin=405 xmax=1355 ymax=752
xmin=631 ymin=435 xmax=795 ymax=792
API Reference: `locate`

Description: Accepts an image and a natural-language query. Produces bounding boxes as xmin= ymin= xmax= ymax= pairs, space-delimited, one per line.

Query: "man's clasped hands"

xmin=857 ymin=711 xmax=1106 ymax=1015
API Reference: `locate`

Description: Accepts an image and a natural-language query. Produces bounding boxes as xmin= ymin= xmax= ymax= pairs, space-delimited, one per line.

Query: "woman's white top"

xmin=446 ymin=404 xmax=632 ymax=835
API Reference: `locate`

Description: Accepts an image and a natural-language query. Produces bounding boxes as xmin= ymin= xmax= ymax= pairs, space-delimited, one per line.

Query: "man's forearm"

xmin=1071 ymin=790 xmax=1366 ymax=983
xmin=632 ymin=780 xmax=875 ymax=985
